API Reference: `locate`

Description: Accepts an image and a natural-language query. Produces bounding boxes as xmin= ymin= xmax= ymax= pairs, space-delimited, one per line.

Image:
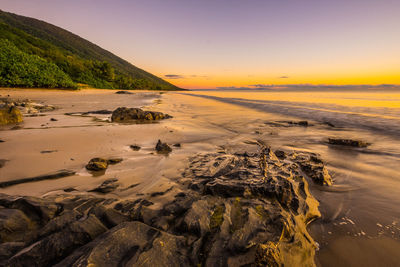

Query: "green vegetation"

xmin=209 ymin=205 xmax=225 ymax=230
xmin=0 ymin=10 xmax=180 ymax=90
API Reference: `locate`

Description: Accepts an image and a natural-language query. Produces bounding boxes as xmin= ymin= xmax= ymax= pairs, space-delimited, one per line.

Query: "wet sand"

xmin=1 ymin=88 xmax=399 ymax=266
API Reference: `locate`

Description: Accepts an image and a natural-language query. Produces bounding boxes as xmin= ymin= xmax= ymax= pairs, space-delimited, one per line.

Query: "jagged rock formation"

xmin=0 ymin=143 xmax=331 ymax=266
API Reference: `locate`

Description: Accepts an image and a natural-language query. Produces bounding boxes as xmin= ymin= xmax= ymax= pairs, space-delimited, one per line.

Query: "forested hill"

xmin=0 ymin=10 xmax=180 ymax=90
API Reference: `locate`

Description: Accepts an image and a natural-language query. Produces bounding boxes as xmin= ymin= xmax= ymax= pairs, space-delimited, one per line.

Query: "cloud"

xmin=164 ymin=74 xmax=210 ymax=80
xmin=164 ymin=74 xmax=185 ymax=79
xmin=279 ymin=76 xmax=289 ymax=79
xmin=216 ymin=84 xmax=400 ymax=91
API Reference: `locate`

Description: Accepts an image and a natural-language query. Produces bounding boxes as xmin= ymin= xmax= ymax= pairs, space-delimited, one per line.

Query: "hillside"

xmin=0 ymin=10 xmax=180 ymax=90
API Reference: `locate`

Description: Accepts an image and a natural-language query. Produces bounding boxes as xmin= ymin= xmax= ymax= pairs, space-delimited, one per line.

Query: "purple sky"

xmin=1 ymin=0 xmax=399 ymax=88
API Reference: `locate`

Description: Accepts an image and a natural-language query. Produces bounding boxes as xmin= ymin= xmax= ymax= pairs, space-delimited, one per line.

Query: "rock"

xmin=0 ymin=159 xmax=7 ymax=168
xmin=89 ymin=178 xmax=119 ymax=194
xmin=0 ymin=140 xmax=5 ymax=143
xmin=115 ymin=90 xmax=133 ymax=94
xmin=111 ymin=107 xmax=172 ymax=122
xmin=55 ymin=221 xmax=190 ymax=267
xmin=107 ymin=158 xmax=123 ymax=165
xmin=6 ymin=215 xmax=107 ymax=267
xmin=274 ymin=150 xmax=286 ymax=159
xmin=40 ymin=150 xmax=57 ymax=154
xmin=0 ymin=105 xmax=23 ymax=125
xmin=155 ymin=140 xmax=172 ymax=154
xmin=83 ymin=110 xmax=113 ymax=115
xmin=0 ymin=209 xmax=34 ymax=243
xmin=130 ymin=145 xmax=141 ymax=151
xmin=86 ymin=158 xmax=108 ymax=171
xmin=0 ymin=170 xmax=76 ymax=188
xmin=0 ymin=143 xmax=329 ymax=266
xmin=173 ymin=143 xmax=181 ymax=147
xmin=50 ymin=118 xmax=58 ymax=121
xmin=328 ymin=138 xmax=370 ymax=148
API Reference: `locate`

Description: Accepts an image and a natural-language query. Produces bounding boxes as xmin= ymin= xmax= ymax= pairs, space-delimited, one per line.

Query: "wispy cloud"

xmin=164 ymin=74 xmax=211 ymax=80
xmin=164 ymin=74 xmax=185 ymax=79
xmin=279 ymin=76 xmax=289 ymax=79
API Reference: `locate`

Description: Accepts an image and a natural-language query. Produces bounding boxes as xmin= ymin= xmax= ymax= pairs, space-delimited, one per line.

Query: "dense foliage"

xmin=0 ymin=10 xmax=180 ymax=90
xmin=0 ymin=39 xmax=76 ymax=88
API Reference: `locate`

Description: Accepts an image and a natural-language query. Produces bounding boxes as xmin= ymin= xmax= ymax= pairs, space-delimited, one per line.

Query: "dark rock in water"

xmin=0 ymin=105 xmax=23 ymax=125
xmin=291 ymin=152 xmax=333 ymax=186
xmin=328 ymin=138 xmax=370 ymax=148
xmin=155 ymin=140 xmax=172 ymax=154
xmin=86 ymin=158 xmax=108 ymax=171
xmin=298 ymin=120 xmax=309 ymax=126
xmin=324 ymin=121 xmax=335 ymax=127
xmin=89 ymin=178 xmax=119 ymax=194
xmin=129 ymin=145 xmax=141 ymax=151
xmin=0 ymin=170 xmax=76 ymax=188
xmin=173 ymin=143 xmax=181 ymax=147
xmin=115 ymin=90 xmax=133 ymax=94
xmin=111 ymin=107 xmax=172 ymax=122
xmin=50 ymin=118 xmax=58 ymax=121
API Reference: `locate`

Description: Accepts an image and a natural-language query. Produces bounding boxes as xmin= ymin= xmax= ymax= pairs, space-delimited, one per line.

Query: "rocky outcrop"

xmin=328 ymin=138 xmax=370 ymax=148
xmin=111 ymin=107 xmax=172 ymax=122
xmin=0 ymin=105 xmax=23 ymax=125
xmin=0 ymin=143 xmax=330 ymax=266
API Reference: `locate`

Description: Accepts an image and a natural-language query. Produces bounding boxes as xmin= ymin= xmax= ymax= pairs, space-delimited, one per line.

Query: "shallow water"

xmin=179 ymin=89 xmax=400 ymax=267
xmin=1 ymin=88 xmax=399 ymax=266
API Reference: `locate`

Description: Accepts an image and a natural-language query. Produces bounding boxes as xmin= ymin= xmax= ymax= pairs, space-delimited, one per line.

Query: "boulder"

xmin=85 ymin=158 xmax=108 ymax=171
xmin=111 ymin=107 xmax=172 ymax=122
xmin=0 ymin=105 xmax=23 ymax=125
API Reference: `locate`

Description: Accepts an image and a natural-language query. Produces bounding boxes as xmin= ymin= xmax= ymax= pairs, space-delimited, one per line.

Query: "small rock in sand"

xmin=129 ymin=145 xmax=141 ymax=151
xmin=173 ymin=143 xmax=181 ymax=147
xmin=155 ymin=140 xmax=172 ymax=154
xmin=115 ymin=91 xmax=133 ymax=94
xmin=0 ymin=159 xmax=7 ymax=168
xmin=86 ymin=158 xmax=109 ymax=171
xmin=50 ymin=118 xmax=58 ymax=121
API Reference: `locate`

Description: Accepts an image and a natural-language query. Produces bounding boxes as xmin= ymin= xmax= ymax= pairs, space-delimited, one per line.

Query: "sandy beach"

xmin=1 ymin=88 xmax=400 ymax=266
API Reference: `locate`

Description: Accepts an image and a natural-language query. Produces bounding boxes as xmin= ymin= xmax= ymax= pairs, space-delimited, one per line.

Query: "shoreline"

xmin=1 ymin=88 xmax=400 ymax=266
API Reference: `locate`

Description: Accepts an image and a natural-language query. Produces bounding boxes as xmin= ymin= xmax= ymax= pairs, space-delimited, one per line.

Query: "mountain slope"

xmin=0 ymin=10 xmax=180 ymax=90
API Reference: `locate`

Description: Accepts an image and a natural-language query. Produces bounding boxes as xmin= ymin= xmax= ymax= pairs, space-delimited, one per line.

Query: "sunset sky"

xmin=2 ymin=0 xmax=399 ymax=89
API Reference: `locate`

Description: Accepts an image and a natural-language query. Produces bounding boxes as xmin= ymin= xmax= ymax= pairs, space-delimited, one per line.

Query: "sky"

xmin=1 ymin=0 xmax=400 ymax=89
